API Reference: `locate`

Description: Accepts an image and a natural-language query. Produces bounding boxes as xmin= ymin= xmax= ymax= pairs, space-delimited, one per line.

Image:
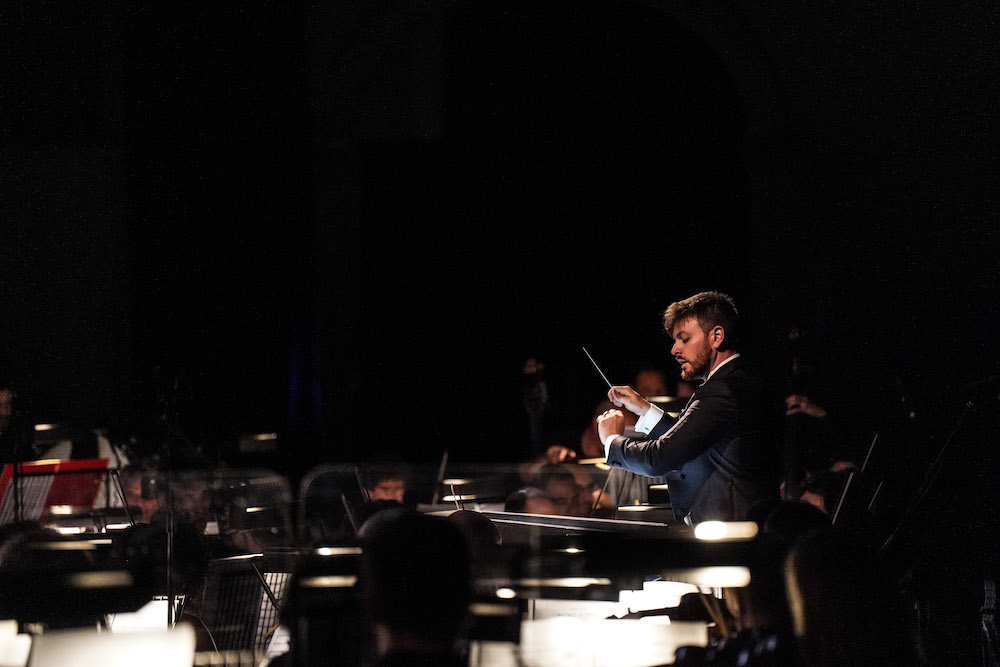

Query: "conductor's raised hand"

xmin=607 ymin=385 xmax=652 ymax=417
xmin=597 ymin=409 xmax=626 ymax=444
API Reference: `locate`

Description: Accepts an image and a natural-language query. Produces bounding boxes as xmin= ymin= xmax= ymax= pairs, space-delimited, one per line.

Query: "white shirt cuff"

xmin=634 ymin=403 xmax=664 ymax=434
xmin=602 ymin=404 xmax=664 ymax=457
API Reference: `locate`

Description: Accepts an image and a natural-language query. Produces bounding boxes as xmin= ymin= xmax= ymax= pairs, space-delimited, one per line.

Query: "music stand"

xmin=0 ymin=458 xmax=109 ymax=526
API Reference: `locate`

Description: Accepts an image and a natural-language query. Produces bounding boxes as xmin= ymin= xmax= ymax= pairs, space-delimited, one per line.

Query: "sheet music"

xmin=0 ymin=460 xmax=109 ymax=526
xmin=0 ymin=475 xmax=53 ymax=523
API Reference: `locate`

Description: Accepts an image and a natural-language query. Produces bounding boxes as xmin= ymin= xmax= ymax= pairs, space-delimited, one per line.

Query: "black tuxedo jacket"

xmin=605 ymin=357 xmax=779 ymax=523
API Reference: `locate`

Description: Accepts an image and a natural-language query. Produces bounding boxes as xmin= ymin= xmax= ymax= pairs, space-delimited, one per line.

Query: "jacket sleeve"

xmin=605 ymin=385 xmax=735 ymax=477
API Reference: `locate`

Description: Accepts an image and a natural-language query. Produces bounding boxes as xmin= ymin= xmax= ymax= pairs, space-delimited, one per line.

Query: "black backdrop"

xmin=1 ymin=0 xmax=998 ymax=486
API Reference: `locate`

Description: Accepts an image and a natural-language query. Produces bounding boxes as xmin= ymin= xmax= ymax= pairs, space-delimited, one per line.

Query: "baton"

xmin=582 ymin=346 xmax=613 ymax=389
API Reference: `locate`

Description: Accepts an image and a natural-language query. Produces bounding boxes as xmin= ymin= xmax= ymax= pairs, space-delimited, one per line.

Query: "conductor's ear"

xmin=710 ymin=326 xmax=725 ymax=349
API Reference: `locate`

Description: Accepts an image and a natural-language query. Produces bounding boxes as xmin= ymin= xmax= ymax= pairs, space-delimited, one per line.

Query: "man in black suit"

xmin=597 ymin=291 xmax=779 ymax=524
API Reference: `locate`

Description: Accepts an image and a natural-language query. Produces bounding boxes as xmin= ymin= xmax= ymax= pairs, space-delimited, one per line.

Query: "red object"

xmin=0 ymin=458 xmax=109 ymax=521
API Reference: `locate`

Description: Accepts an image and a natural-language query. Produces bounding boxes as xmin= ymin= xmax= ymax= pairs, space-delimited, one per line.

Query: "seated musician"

xmin=516 ymin=443 xmax=594 ymax=500
xmin=596 ymin=291 xmax=780 ymax=524
xmin=120 ymin=465 xmax=163 ymax=524
xmin=358 ymin=507 xmax=471 ymax=666
xmin=0 ymin=374 xmax=37 ymax=464
xmin=534 ymin=463 xmax=590 ymax=516
xmin=504 ymin=487 xmax=557 ymax=515
xmin=362 ymin=457 xmax=411 ymax=504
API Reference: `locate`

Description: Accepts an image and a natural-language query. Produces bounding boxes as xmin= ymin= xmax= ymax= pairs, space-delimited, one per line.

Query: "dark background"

xmin=1 ymin=0 xmax=998 ymax=486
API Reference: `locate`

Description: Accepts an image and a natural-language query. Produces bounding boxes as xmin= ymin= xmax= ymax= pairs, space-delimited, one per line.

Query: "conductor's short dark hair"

xmin=663 ymin=291 xmax=741 ymax=351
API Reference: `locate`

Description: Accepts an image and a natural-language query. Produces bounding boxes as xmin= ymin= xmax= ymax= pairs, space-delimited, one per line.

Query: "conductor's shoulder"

xmin=727 ymin=355 xmax=761 ymax=378
xmin=716 ymin=357 xmax=766 ymax=395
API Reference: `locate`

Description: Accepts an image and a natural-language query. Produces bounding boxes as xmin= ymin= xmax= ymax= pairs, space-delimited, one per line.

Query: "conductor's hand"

xmin=607 ymin=385 xmax=652 ymax=417
xmin=597 ymin=409 xmax=626 ymax=445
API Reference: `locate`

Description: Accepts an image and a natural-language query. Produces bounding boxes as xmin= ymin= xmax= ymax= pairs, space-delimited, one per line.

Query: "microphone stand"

xmin=158 ymin=370 xmax=181 ymax=629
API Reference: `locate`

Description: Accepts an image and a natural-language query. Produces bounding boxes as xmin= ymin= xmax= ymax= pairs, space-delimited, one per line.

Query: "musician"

xmin=597 ymin=291 xmax=779 ymax=524
xmin=120 ymin=465 xmax=162 ymax=524
xmin=359 ymin=507 xmax=471 ymax=666
xmin=504 ymin=487 xmax=557 ymax=515
xmin=362 ymin=457 xmax=410 ymax=504
xmin=534 ymin=463 xmax=590 ymax=516
xmin=0 ymin=383 xmax=14 ymax=447
xmin=0 ymin=375 xmax=35 ymax=464
xmin=634 ymin=366 xmax=670 ymax=399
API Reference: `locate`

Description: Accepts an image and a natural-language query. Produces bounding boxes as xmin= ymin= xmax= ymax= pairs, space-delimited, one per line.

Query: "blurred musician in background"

xmin=365 ymin=470 xmax=407 ymax=504
xmin=0 ymin=372 xmax=36 ymax=464
xmin=503 ymin=487 xmax=557 ymax=515
xmin=634 ymin=366 xmax=669 ymax=399
xmin=597 ymin=291 xmax=780 ymax=524
xmin=0 ymin=378 xmax=16 ymax=459
xmin=362 ymin=456 xmax=411 ymax=504
xmin=120 ymin=465 xmax=162 ymax=524
xmin=534 ymin=463 xmax=590 ymax=516
xmin=359 ymin=507 xmax=471 ymax=666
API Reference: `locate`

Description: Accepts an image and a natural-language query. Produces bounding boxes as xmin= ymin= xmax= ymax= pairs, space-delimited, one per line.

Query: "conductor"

xmin=597 ymin=291 xmax=779 ymax=524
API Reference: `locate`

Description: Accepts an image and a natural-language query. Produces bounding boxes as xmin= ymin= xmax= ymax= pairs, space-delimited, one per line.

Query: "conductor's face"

xmin=670 ymin=317 xmax=712 ymax=381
